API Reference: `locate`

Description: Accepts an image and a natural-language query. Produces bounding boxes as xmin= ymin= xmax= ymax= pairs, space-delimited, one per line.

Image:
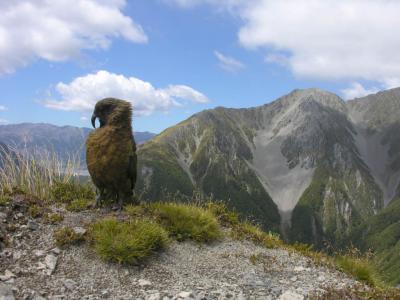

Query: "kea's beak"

xmin=91 ymin=114 xmax=97 ymax=128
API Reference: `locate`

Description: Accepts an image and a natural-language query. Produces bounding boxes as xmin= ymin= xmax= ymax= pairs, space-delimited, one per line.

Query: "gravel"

xmin=0 ymin=198 xmax=361 ymax=300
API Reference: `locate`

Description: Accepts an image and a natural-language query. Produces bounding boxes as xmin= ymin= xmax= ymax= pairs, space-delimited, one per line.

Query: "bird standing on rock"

xmin=86 ymin=98 xmax=137 ymax=209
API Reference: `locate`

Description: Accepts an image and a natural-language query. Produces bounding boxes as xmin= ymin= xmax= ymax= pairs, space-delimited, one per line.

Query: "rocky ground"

xmin=1 ymin=195 xmax=361 ymax=300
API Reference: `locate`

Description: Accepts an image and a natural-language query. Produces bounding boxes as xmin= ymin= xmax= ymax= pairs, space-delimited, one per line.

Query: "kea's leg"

xmin=95 ymin=189 xmax=107 ymax=208
xmin=114 ymin=190 xmax=133 ymax=211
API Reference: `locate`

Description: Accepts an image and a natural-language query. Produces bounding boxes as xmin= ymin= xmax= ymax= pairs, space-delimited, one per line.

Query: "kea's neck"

xmin=108 ymin=111 xmax=132 ymax=131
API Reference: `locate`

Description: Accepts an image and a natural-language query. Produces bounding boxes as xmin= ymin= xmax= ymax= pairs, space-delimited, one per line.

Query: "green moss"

xmin=54 ymin=227 xmax=85 ymax=248
xmin=88 ymin=217 xmax=169 ymax=264
xmin=150 ymin=202 xmax=222 ymax=243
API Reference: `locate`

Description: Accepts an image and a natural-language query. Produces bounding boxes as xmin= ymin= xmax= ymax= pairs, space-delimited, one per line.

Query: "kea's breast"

xmin=86 ymin=128 xmax=132 ymax=179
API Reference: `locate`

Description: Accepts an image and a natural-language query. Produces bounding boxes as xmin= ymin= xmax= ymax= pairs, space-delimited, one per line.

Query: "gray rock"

xmin=62 ymin=279 xmax=76 ymax=291
xmin=33 ymin=250 xmax=46 ymax=257
xmin=0 ymin=283 xmax=15 ymax=300
xmin=44 ymin=254 xmax=57 ymax=275
xmin=0 ymin=270 xmax=16 ymax=282
xmin=176 ymin=291 xmax=193 ymax=299
xmin=138 ymin=279 xmax=152 ymax=287
xmin=27 ymin=220 xmax=39 ymax=230
xmin=278 ymin=291 xmax=304 ymax=300
xmin=73 ymin=227 xmax=86 ymax=235
xmin=147 ymin=292 xmax=161 ymax=300
xmin=100 ymin=290 xmax=110 ymax=298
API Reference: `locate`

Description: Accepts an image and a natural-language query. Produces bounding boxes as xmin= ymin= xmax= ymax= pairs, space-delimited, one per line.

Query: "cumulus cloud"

xmin=170 ymin=0 xmax=400 ymax=88
xmin=214 ymin=51 xmax=245 ymax=72
xmin=43 ymin=70 xmax=210 ymax=116
xmin=341 ymin=82 xmax=379 ymax=100
xmin=0 ymin=0 xmax=147 ymax=74
xmin=0 ymin=106 xmax=7 ymax=111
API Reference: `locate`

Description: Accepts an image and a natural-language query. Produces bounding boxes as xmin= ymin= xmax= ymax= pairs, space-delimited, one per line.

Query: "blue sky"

xmin=0 ymin=0 xmax=399 ymax=133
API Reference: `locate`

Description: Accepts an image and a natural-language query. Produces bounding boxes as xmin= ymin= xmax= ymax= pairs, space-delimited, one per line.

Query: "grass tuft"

xmin=335 ymin=255 xmax=377 ymax=286
xmin=0 ymin=194 xmax=11 ymax=206
xmin=66 ymin=198 xmax=91 ymax=212
xmin=50 ymin=180 xmax=95 ymax=204
xmin=231 ymin=222 xmax=283 ymax=249
xmin=0 ymin=146 xmax=81 ymax=200
xmin=43 ymin=213 xmax=64 ymax=224
xmin=206 ymin=202 xmax=240 ymax=227
xmin=150 ymin=202 xmax=222 ymax=243
xmin=88 ymin=217 xmax=169 ymax=264
xmin=54 ymin=226 xmax=85 ymax=248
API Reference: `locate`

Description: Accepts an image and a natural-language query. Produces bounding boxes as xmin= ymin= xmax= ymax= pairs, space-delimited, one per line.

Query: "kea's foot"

xmin=95 ymin=193 xmax=106 ymax=208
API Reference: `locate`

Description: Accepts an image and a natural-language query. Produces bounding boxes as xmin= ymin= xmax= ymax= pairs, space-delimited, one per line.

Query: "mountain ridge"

xmin=136 ymin=88 xmax=400 ymax=249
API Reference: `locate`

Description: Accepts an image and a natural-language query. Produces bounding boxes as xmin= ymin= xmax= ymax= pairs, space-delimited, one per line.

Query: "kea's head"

xmin=91 ymin=98 xmax=132 ymax=128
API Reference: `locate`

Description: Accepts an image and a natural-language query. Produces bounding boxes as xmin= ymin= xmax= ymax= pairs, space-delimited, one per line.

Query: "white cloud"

xmin=170 ymin=0 xmax=400 ymax=87
xmin=214 ymin=51 xmax=245 ymax=72
xmin=236 ymin=1 xmax=400 ymax=84
xmin=0 ymin=106 xmax=7 ymax=111
xmin=0 ymin=119 xmax=8 ymax=124
xmin=341 ymin=82 xmax=380 ymax=100
xmin=80 ymin=116 xmax=88 ymax=122
xmin=0 ymin=0 xmax=147 ymax=74
xmin=43 ymin=70 xmax=210 ymax=116
xmin=164 ymin=0 xmax=246 ymax=10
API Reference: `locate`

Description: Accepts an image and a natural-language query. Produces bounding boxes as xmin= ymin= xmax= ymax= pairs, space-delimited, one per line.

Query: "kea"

xmin=86 ymin=98 xmax=137 ymax=209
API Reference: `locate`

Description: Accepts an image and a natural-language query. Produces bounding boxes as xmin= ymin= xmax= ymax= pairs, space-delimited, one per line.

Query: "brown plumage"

xmin=86 ymin=98 xmax=137 ymax=209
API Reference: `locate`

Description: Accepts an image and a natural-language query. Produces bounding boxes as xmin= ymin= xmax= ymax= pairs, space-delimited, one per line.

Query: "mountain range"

xmin=135 ymin=87 xmax=400 ymax=284
xmin=0 ymin=123 xmax=156 ymax=164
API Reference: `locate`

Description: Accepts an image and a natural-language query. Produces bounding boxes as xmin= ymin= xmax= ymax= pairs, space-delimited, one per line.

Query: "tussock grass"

xmin=54 ymin=227 xmax=85 ymax=248
xmin=0 ymin=145 xmax=90 ymax=202
xmin=150 ymin=202 xmax=222 ymax=242
xmin=66 ymin=198 xmax=91 ymax=212
xmin=43 ymin=213 xmax=64 ymax=224
xmin=0 ymin=194 xmax=11 ymax=206
xmin=231 ymin=222 xmax=283 ymax=249
xmin=88 ymin=217 xmax=169 ymax=264
xmin=335 ymin=255 xmax=377 ymax=286
xmin=50 ymin=181 xmax=95 ymax=204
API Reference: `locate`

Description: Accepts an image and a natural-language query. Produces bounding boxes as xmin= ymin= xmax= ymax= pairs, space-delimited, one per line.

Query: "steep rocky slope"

xmin=137 ymin=88 xmax=400 ymax=248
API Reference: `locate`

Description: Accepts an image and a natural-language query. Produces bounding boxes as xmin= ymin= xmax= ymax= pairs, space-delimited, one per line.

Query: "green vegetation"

xmin=88 ymin=218 xmax=169 ymax=264
xmin=0 ymin=194 xmax=10 ymax=206
xmin=54 ymin=227 xmax=85 ymax=248
xmin=351 ymin=196 xmax=400 ymax=285
xmin=43 ymin=212 xmax=64 ymax=224
xmin=0 ymin=147 xmax=81 ymax=200
xmin=231 ymin=222 xmax=283 ymax=249
xmin=28 ymin=204 xmax=46 ymax=218
xmin=50 ymin=180 xmax=95 ymax=204
xmin=66 ymin=198 xmax=91 ymax=212
xmin=335 ymin=255 xmax=377 ymax=286
xmin=150 ymin=202 xmax=221 ymax=242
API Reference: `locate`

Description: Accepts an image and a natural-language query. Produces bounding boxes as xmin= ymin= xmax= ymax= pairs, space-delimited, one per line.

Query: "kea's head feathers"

xmin=91 ymin=98 xmax=132 ymax=128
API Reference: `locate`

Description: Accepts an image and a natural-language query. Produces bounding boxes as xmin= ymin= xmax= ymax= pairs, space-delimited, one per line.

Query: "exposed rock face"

xmin=137 ymin=88 xmax=400 ymax=245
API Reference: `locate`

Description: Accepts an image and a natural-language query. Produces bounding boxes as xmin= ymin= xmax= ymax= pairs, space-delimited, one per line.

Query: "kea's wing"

xmin=128 ymin=138 xmax=137 ymax=190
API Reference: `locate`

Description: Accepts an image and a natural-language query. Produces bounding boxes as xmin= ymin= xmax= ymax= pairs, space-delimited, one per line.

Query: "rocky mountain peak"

xmin=280 ymin=88 xmax=346 ymax=113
